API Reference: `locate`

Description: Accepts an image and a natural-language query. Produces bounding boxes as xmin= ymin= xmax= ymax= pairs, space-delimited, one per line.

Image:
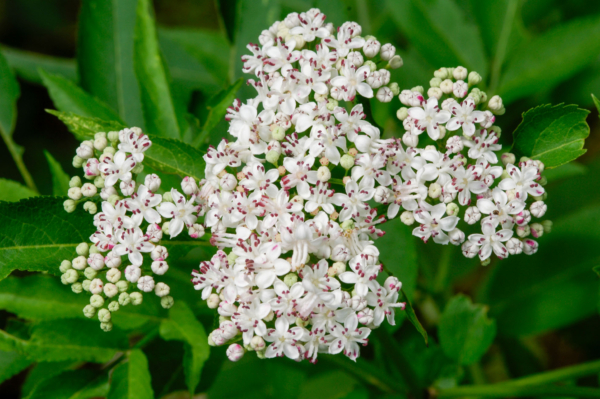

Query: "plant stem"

xmin=0 ymin=126 xmax=38 ymax=193
xmin=437 ymin=385 xmax=600 ymax=398
xmin=506 ymin=358 xmax=600 ymax=387
xmin=433 ymin=245 xmax=452 ymax=294
xmin=488 ymin=0 xmax=518 ymax=94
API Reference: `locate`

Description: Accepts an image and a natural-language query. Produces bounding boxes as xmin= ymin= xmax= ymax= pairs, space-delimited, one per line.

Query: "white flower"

xmin=99 ymin=151 xmax=136 ymax=187
xmin=408 ymin=97 xmax=451 ymax=140
xmin=339 ymin=255 xmax=380 ymax=297
xmin=126 ymin=185 xmax=162 ymax=225
xmin=264 ymin=317 xmax=305 ymax=359
xmin=113 ymin=227 xmax=153 ymax=266
xmin=468 ymin=219 xmax=513 ymax=260
xmin=117 ymin=128 xmax=151 ymax=162
xmin=137 ymin=275 xmax=155 ymax=292
xmin=351 ymin=153 xmax=392 ymax=189
xmin=498 ymin=163 xmax=545 ymax=200
xmin=327 ymin=312 xmax=370 ymax=361
xmin=232 ymin=299 xmax=271 ymax=345
xmin=299 ymin=181 xmax=335 ymax=214
xmin=446 ymin=97 xmax=485 ymax=137
xmin=477 ymin=188 xmax=525 ymax=229
xmin=322 ymin=23 xmax=365 ymax=57
xmin=240 ymin=162 xmax=279 ymax=197
xmin=281 ymin=221 xmax=327 ymax=269
xmin=444 ymin=165 xmax=488 ymax=206
xmin=290 ymin=10 xmax=329 ymax=42
xmin=330 ymin=63 xmax=373 ymax=101
xmin=263 ymin=37 xmax=301 ymax=73
xmin=463 ymin=130 xmax=502 ymax=163
xmin=157 ymin=189 xmax=199 ymax=237
xmin=366 ymin=285 xmax=405 ymax=326
xmin=332 ymin=179 xmax=373 ymax=221
xmin=412 ymin=202 xmax=459 ymax=244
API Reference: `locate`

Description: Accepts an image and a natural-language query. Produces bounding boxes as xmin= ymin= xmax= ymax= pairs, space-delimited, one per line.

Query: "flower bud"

xmin=104 ymin=252 xmax=121 ymax=268
xmin=516 ymin=224 xmax=530 ymax=238
xmin=327 ymin=261 xmax=346 ymax=277
xmin=357 ymin=308 xmax=374 ymax=325
xmin=73 ymin=255 xmax=87 ymax=270
xmin=347 ymin=51 xmax=364 ymax=67
xmin=59 ymin=260 xmax=72 ymax=273
xmin=445 ymin=202 xmax=459 ymax=217
xmin=68 ymin=187 xmax=82 ymax=200
xmin=542 ymin=220 xmax=552 ymax=233
xmin=264 ymin=150 xmax=280 ymax=165
xmin=83 ymin=304 xmax=96 ymax=318
xmin=530 ymin=223 xmax=544 ymax=238
xmin=351 ymin=295 xmax=367 ymax=311
xmin=153 ymin=282 xmax=169 ymax=297
xmin=284 ymin=273 xmax=298 ymax=287
xmin=448 ymin=228 xmax=465 ymax=245
xmin=84 ymin=267 xmax=97 ymax=280
xmin=100 ymin=186 xmax=116 ymax=200
xmin=76 ymin=142 xmax=94 ymax=159
xmin=461 ymin=241 xmax=479 ymax=258
xmin=130 ymin=292 xmax=143 ymax=305
xmin=464 ymin=207 xmax=481 ymax=225
xmin=468 ymin=71 xmax=482 ymax=85
xmin=104 ymin=283 xmax=118 ymax=298
xmin=106 ymin=268 xmax=121 ymax=283
xmin=118 ymin=292 xmax=131 ymax=306
xmin=362 ymin=39 xmax=381 ymax=58
xmin=89 ymin=278 xmax=104 ymax=295
xmin=434 ymin=67 xmax=449 ymax=79
xmin=396 ymin=107 xmax=409 ymax=121
xmin=181 ymin=177 xmax=198 ymax=195
xmin=440 ymin=79 xmax=454 ymax=94
xmin=488 ymin=95 xmax=503 ymax=112
xmin=376 ymin=87 xmax=393 ymax=102
xmin=98 ymin=308 xmax=111 ymax=323
xmin=380 ymin=43 xmax=396 ymax=60
xmin=453 ymin=80 xmax=468 ymax=98
xmin=83 ymin=201 xmax=97 ymax=214
xmin=522 ymin=239 xmax=538 ymax=255
xmin=68 ymin=176 xmax=82 ymax=189
xmin=317 ymin=166 xmax=331 ymax=182
xmin=428 ymin=183 xmax=442 ymax=199
xmin=226 ymin=344 xmax=245 ymax=362
xmin=207 ymin=293 xmax=220 ymax=309
xmin=340 ymin=154 xmax=355 ymax=170
xmin=72 ymin=282 xmax=83 ymax=294
xmin=73 ymin=156 xmax=84 ymax=168
xmin=137 ymin=275 xmax=155 ymax=292
xmin=90 ymin=294 xmax=104 ymax=308
xmin=400 ymin=211 xmax=415 ymax=225
xmin=87 ymin=253 xmax=105 ymax=271
xmin=367 ymin=71 xmax=382 ymax=89
xmin=125 ymin=265 xmax=141 ymax=283
xmin=515 ymin=210 xmax=531 ymax=226
xmin=402 ymin=132 xmax=419 ymax=147
xmin=82 ymin=279 xmax=91 ymax=292
xmin=108 ymin=301 xmax=119 ymax=312
xmin=388 ymin=55 xmax=403 ymax=69
xmin=374 ymin=186 xmax=392 ymax=204
xmin=131 ymin=163 xmax=144 ymax=174
xmin=446 ymin=136 xmax=464 ymax=153
xmin=364 ymin=60 xmax=377 ymax=72
xmin=151 ymin=245 xmax=168 ymax=261
xmin=427 ymin=87 xmax=443 ymax=100
xmin=530 ymin=201 xmax=547 ymax=218
xmin=144 ymin=174 xmax=161 ymax=192
xmin=453 ymin=66 xmax=468 ymax=80
xmin=107 ymin=131 xmax=119 ymax=142
xmin=250 ymin=336 xmax=266 ymax=351
xmin=62 ymin=269 xmax=79 ymax=284
xmin=94 ymin=136 xmax=107 ymax=151
xmin=118 ymin=180 xmax=134 ymax=196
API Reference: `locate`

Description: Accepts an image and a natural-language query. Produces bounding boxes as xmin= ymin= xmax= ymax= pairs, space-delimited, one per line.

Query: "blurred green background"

xmin=1 ymin=0 xmax=600 ymax=398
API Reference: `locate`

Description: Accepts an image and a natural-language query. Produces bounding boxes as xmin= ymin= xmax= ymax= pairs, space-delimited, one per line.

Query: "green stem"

xmin=488 ymin=0 xmax=518 ymax=94
xmin=437 ymin=385 xmax=600 ymax=398
xmin=433 ymin=245 xmax=452 ymax=294
xmin=506 ymin=358 xmax=600 ymax=387
xmin=0 ymin=126 xmax=38 ymax=193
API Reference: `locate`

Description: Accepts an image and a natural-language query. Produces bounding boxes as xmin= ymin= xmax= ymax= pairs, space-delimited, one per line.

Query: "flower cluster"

xmin=60 ymin=128 xmax=196 ymax=331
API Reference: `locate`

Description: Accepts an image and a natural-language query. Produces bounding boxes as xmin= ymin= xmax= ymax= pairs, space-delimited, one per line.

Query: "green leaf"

xmin=498 ymin=15 xmax=600 ymax=103
xmin=593 ymin=93 xmax=600 ymax=114
xmin=108 ymin=349 xmax=154 ymax=399
xmin=438 ymin=294 xmax=496 ymax=365
xmin=44 ymin=151 xmax=70 ymax=196
xmin=0 ymin=349 xmax=32 ymax=384
xmin=386 ymin=0 xmax=488 ymax=78
xmin=0 ymin=51 xmax=21 ymax=137
xmin=40 ymin=69 xmax=122 ymax=122
xmin=511 ymin=104 xmax=590 ymax=168
xmin=543 ymin=162 xmax=587 ymax=183
xmin=159 ymin=301 xmax=210 ymax=396
xmin=78 ymin=0 xmax=144 ymax=127
xmin=0 ymin=275 xmax=163 ymax=330
xmin=191 ymin=78 xmax=243 ymax=148
xmin=47 ymin=111 xmax=206 ymax=181
xmin=0 ymin=319 xmax=128 ymax=363
xmin=298 ymin=370 xmax=361 ymax=399
xmin=480 ymin=206 xmax=600 ymax=336
xmin=0 ymin=178 xmax=37 ymax=202
xmin=27 ymin=369 xmax=109 ymax=399
xmin=402 ymin=288 xmax=428 ymax=346
xmin=1 ymin=46 xmax=77 ymax=85
xmin=134 ymin=0 xmax=181 ymax=139
xmin=0 ymin=197 xmax=95 ymax=280
xmin=21 ymin=361 xmax=76 ymax=399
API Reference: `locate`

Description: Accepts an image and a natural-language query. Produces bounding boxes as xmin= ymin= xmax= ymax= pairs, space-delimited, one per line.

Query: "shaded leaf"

xmin=386 ymin=0 xmax=487 ymax=78
xmin=0 ymin=349 xmax=32 ymax=384
xmin=44 ymin=151 xmax=70 ymax=196
xmin=134 ymin=0 xmax=181 ymax=139
xmin=0 ymin=197 xmax=95 ymax=280
xmin=0 ymin=179 xmax=37 ymax=202
xmin=498 ymin=15 xmax=600 ymax=103
xmin=0 ymin=319 xmax=128 ymax=363
xmin=28 ymin=369 xmax=108 ymax=399
xmin=438 ymin=294 xmax=496 ymax=365
xmin=0 ymin=51 xmax=21 ymax=137
xmin=402 ymin=288 xmax=428 ymax=346
xmin=21 ymin=361 xmax=76 ymax=399
xmin=40 ymin=69 xmax=122 ymax=122
xmin=511 ymin=104 xmax=590 ymax=168
xmin=593 ymin=93 xmax=600 ymax=114
xmin=108 ymin=349 xmax=154 ymax=399
xmin=78 ymin=0 xmax=144 ymax=127
xmin=159 ymin=301 xmax=210 ymax=396
xmin=543 ymin=162 xmax=587 ymax=183
xmin=1 ymin=46 xmax=77 ymax=84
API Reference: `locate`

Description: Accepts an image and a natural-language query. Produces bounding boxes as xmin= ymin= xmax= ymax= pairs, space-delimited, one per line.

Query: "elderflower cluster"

xmin=60 ymin=128 xmax=192 ymax=331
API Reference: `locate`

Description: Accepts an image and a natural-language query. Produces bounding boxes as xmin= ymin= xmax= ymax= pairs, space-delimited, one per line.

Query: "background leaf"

xmin=159 ymin=301 xmax=210 ymax=396
xmin=27 ymin=369 xmax=108 ymax=399
xmin=0 ymin=350 xmax=32 ymax=385
xmin=44 ymin=151 xmax=70 ymax=196
xmin=77 ymin=0 xmax=144 ymax=127
xmin=0 ymin=179 xmax=37 ymax=202
xmin=1 ymin=46 xmax=77 ymax=84
xmin=402 ymin=288 xmax=428 ymax=346
xmin=107 ymin=349 xmax=154 ymax=399
xmin=511 ymin=104 xmax=590 ymax=168
xmin=438 ymin=294 xmax=496 ymax=365
xmin=133 ymin=0 xmax=181 ymax=139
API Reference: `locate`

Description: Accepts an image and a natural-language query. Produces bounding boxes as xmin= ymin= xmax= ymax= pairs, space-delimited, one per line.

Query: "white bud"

xmin=402 ymin=132 xmax=419 ymax=147
xmin=155 ymin=282 xmax=170 ymax=297
xmin=446 ymin=135 xmax=464 ymax=153
xmin=357 ymin=308 xmax=374 ymax=325
xmin=515 ymin=210 xmax=531 ymax=226
xmin=106 ymin=268 xmax=121 ymax=283
xmin=453 ymin=66 xmax=468 ymax=80
xmin=488 ymin=95 xmax=503 ymax=111
xmin=219 ymin=174 xmax=237 ymax=191
xmin=250 ymin=336 xmax=265 ymax=351
xmin=137 ymin=275 xmax=155 ymax=292
xmin=464 ymin=207 xmax=481 ymax=225
xmin=119 ymin=180 xmax=135 ymax=196
xmin=468 ymin=71 xmax=482 ymax=85
xmin=396 ymin=107 xmax=409 ymax=121
xmin=446 ymin=202 xmax=459 ymax=217
xmin=317 ymin=166 xmax=331 ymax=182
xmin=380 ymin=43 xmax=396 ymax=60
xmin=516 ymin=224 xmax=530 ymax=238
xmin=400 ymin=211 xmax=415 ymax=225
xmin=83 ymin=201 xmax=97 ymax=214
xmin=125 ymin=265 xmax=141 ymax=283
xmin=347 ymin=51 xmax=364 ymax=67
xmin=98 ymin=308 xmax=111 ymax=323
xmin=68 ymin=187 xmax=82 ymax=200
xmin=427 ymin=87 xmax=443 ymax=100
xmin=376 ymin=86 xmax=393 ymax=102
xmin=522 ymin=239 xmax=538 ymax=255
xmin=144 ymin=174 xmax=161 ymax=192
xmin=62 ymin=269 xmax=78 ymax=285
xmin=374 ymin=186 xmax=392 ymax=204
xmin=207 ymin=293 xmax=220 ymax=309
xmin=340 ymin=154 xmax=355 ymax=170
xmin=100 ymin=186 xmax=117 ymax=201
xmin=89 ymin=278 xmax=104 ymax=295
xmin=150 ymin=246 xmax=167 ymax=261
xmin=428 ymin=183 xmax=442 ymax=199
xmin=181 ymin=176 xmax=198 ymax=195
xmin=76 ymin=142 xmax=94 ymax=159
xmin=367 ymin=71 xmax=383 ymax=89
xmin=104 ymin=252 xmax=121 ymax=268
xmin=189 ymin=223 xmax=205 ymax=239
xmin=389 ymin=55 xmax=403 ymax=69
xmin=60 ymin=260 xmax=72 ymax=273
xmin=104 ymin=283 xmax=118 ymax=298
xmin=461 ymin=241 xmax=479 ymax=258
xmin=226 ymin=344 xmax=245 ymax=362
xmin=327 ymin=261 xmax=346 ymax=277
xmin=453 ymin=80 xmax=468 ymax=98
xmin=72 ymin=255 xmax=87 ymax=270
xmin=87 ymin=253 xmax=105 ymax=270
xmin=129 ymin=292 xmax=143 ymax=305
xmin=440 ymin=79 xmax=454 ymax=94
xmin=83 ymin=305 xmax=96 ymax=318
xmin=530 ymin=201 xmax=547 ymax=218
xmin=362 ymin=39 xmax=381 ymax=58
xmin=351 ymin=296 xmax=367 ymax=311
xmin=94 ymin=136 xmax=107 ymax=151
xmin=530 ymin=223 xmax=544 ymax=239
xmin=448 ymin=228 xmax=465 ymax=245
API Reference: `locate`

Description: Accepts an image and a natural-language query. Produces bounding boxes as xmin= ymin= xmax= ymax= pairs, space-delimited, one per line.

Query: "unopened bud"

xmin=340 ymin=154 xmax=355 ymax=170
xmin=468 ymin=71 xmax=482 ymax=85
xmin=446 ymin=202 xmax=459 ymax=217
xmin=400 ymin=211 xmax=414 ymax=225
xmin=226 ymin=344 xmax=245 ymax=362
xmin=130 ymin=292 xmax=143 ymax=306
xmin=396 ymin=107 xmax=409 ymax=121
xmin=464 ymin=207 xmax=481 ymax=225
xmin=266 ymin=150 xmax=280 ymax=165
xmin=284 ymin=273 xmax=298 ymax=287
xmin=388 ymin=55 xmax=403 ymax=69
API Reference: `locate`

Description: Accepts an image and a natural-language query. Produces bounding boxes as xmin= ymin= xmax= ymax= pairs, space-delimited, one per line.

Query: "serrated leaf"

xmin=498 ymin=15 xmax=600 ymax=103
xmin=480 ymin=206 xmax=600 ymax=337
xmin=386 ymin=0 xmax=488 ymax=78
xmin=0 ymin=349 xmax=32 ymax=384
xmin=593 ymin=94 xmax=600 ymax=115
xmin=159 ymin=301 xmax=210 ymax=396
xmin=47 ymin=110 xmax=127 ymax=141
xmin=2 ymin=46 xmax=77 ymax=84
xmin=0 ymin=178 xmax=37 ymax=202
xmin=78 ymin=0 xmax=144 ymax=128
xmin=0 ymin=197 xmax=95 ymax=280
xmin=0 ymin=319 xmax=128 ymax=363
xmin=192 ymin=78 xmax=243 ymax=148
xmin=134 ymin=0 xmax=181 ymax=139
xmin=44 ymin=151 xmax=70 ymax=196
xmin=21 ymin=360 xmax=76 ymax=399
xmin=0 ymin=275 xmax=164 ymax=330
xmin=402 ymin=288 xmax=428 ymax=346
xmin=511 ymin=104 xmax=590 ymax=168
xmin=438 ymin=295 xmax=496 ymax=365
xmin=108 ymin=349 xmax=154 ymax=399
xmin=27 ymin=369 xmax=109 ymax=399
xmin=40 ymin=69 xmax=122 ymax=122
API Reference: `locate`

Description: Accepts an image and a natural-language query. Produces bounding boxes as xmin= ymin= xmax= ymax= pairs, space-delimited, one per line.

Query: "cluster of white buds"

xmin=60 ymin=128 xmax=189 ymax=330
